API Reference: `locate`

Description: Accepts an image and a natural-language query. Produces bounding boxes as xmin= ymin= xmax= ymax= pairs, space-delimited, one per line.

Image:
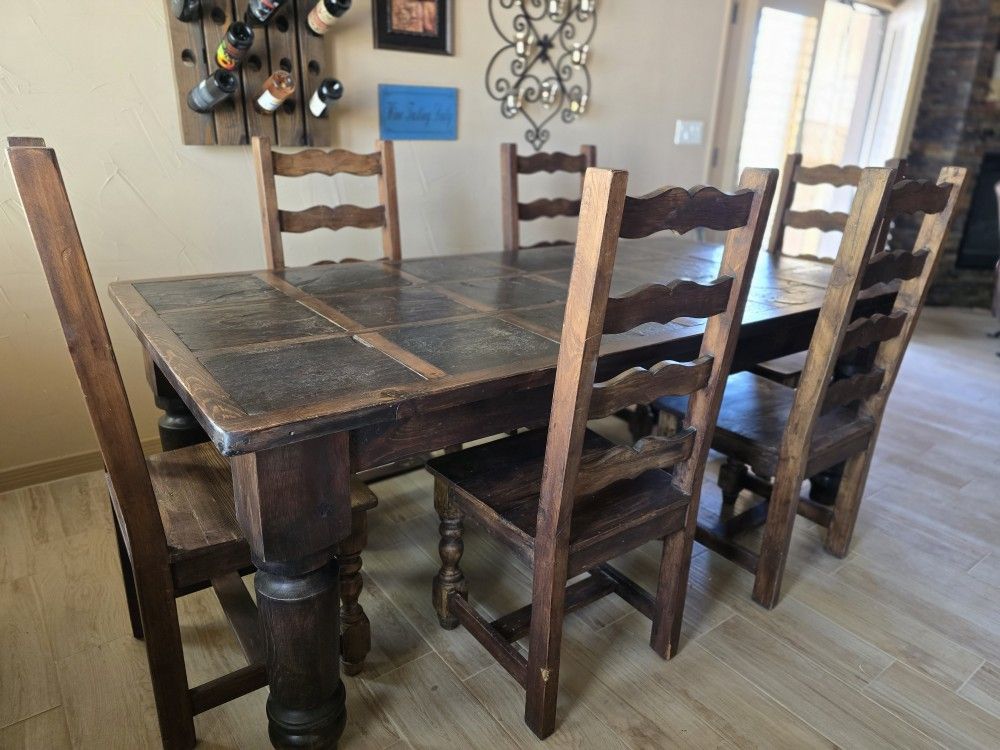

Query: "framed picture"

xmin=373 ymin=0 xmax=453 ymax=55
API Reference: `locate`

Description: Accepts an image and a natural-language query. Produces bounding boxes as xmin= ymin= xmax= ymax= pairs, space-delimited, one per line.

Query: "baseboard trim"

xmin=0 ymin=437 xmax=162 ymax=494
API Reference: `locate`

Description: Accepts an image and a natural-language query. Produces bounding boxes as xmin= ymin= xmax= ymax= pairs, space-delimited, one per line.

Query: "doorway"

xmin=710 ymin=0 xmax=937 ymax=256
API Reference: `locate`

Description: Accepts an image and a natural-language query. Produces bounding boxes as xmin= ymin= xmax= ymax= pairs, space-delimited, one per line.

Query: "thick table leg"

xmin=233 ymin=433 xmax=353 ymax=749
xmin=145 ymin=356 xmax=208 ymax=451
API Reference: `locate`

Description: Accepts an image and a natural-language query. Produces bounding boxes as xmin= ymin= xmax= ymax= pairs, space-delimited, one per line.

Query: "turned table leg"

xmin=145 ymin=355 xmax=208 ymax=451
xmin=233 ymin=433 xmax=353 ymax=749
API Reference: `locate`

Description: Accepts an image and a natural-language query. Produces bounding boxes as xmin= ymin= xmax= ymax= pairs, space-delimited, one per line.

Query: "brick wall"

xmin=895 ymin=0 xmax=1000 ymax=306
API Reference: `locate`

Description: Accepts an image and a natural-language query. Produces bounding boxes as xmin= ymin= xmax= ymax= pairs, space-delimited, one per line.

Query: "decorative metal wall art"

xmin=486 ymin=0 xmax=597 ymax=151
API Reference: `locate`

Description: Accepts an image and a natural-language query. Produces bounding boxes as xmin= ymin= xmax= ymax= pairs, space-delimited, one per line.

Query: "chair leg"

xmin=524 ymin=549 xmax=570 ymax=740
xmin=751 ymin=470 xmax=803 ymax=609
xmin=432 ymin=482 xmax=467 ymax=629
xmin=111 ymin=504 xmax=143 ymax=640
xmin=717 ymin=457 xmax=747 ymax=506
xmin=650 ymin=529 xmax=691 ymax=659
xmin=825 ymin=448 xmax=875 ymax=558
xmin=338 ymin=508 xmax=371 ymax=676
xmin=655 ymin=408 xmax=679 ymax=437
xmin=135 ymin=566 xmax=196 ymax=750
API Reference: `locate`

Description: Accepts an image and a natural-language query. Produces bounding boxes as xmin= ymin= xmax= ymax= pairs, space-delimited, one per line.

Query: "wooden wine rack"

xmin=164 ymin=0 xmax=332 ymax=146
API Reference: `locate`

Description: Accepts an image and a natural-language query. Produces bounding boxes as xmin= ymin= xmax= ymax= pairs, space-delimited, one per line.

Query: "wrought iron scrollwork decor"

xmin=486 ymin=0 xmax=597 ymax=151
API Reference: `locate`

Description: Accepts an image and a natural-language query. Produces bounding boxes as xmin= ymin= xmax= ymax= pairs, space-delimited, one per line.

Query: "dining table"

xmin=109 ymin=236 xmax=852 ymax=748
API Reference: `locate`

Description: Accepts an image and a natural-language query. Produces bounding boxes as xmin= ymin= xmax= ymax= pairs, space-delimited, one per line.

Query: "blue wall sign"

xmin=378 ymin=84 xmax=458 ymax=141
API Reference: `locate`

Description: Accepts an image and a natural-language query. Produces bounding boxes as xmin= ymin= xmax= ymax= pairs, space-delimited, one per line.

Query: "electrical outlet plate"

xmin=674 ymin=120 xmax=705 ymax=146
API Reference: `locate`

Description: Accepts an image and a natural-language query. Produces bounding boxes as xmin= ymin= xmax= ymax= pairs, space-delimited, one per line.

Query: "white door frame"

xmin=707 ymin=0 xmax=826 ymax=188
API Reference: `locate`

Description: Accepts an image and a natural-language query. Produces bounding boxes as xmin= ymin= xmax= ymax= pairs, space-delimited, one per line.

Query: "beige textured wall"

xmin=0 ymin=0 xmax=728 ymax=474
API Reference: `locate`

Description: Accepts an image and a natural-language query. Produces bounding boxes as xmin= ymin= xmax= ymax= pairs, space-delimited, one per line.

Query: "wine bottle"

xmin=216 ymin=22 xmax=254 ymax=71
xmin=245 ymin=0 xmax=288 ymax=26
xmin=187 ymin=70 xmax=238 ymax=113
xmin=309 ymin=79 xmax=344 ymax=117
xmin=171 ymin=0 xmax=201 ymax=22
xmin=307 ymin=0 xmax=351 ymax=36
xmin=255 ymin=71 xmax=296 ymax=114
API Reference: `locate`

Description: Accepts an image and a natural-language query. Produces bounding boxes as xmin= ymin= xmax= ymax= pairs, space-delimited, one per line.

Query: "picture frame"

xmin=373 ymin=0 xmax=453 ymax=56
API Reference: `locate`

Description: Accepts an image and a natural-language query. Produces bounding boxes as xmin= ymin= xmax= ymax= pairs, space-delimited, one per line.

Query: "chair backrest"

xmin=500 ymin=142 xmax=598 ymax=252
xmin=6 ymin=137 xmax=169 ymax=568
xmin=252 ymin=136 xmax=402 ymax=270
xmin=770 ymin=153 xmax=907 ymax=258
xmin=780 ymin=165 xmax=967 ymax=479
xmin=535 ymin=166 xmax=777 ymax=550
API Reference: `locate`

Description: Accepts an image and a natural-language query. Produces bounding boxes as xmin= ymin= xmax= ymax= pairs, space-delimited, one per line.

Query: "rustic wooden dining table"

xmin=110 ymin=237 xmax=839 ymax=748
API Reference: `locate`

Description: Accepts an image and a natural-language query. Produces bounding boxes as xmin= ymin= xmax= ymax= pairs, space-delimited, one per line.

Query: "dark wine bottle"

xmin=216 ymin=22 xmax=254 ymax=71
xmin=171 ymin=0 xmax=201 ymax=22
xmin=187 ymin=70 xmax=238 ymax=113
xmin=309 ymin=79 xmax=344 ymax=118
xmin=245 ymin=0 xmax=288 ymax=26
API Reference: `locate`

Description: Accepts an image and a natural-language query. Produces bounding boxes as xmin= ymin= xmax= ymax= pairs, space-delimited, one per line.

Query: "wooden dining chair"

xmin=426 ymin=166 xmax=777 ymax=738
xmin=253 ymin=135 xmax=401 ymax=269
xmin=756 ymin=153 xmax=907 ymax=387
xmin=501 ymin=142 xmax=597 ymax=252
xmin=657 ymin=165 xmax=967 ymax=609
xmin=8 ymin=137 xmax=378 ymax=750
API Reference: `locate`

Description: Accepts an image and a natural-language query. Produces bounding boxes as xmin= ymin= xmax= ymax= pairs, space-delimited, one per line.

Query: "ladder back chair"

xmin=756 ymin=153 xmax=907 ymax=387
xmin=253 ymin=135 xmax=401 ymax=270
xmin=426 ymin=166 xmax=777 ymax=738
xmin=501 ymin=142 xmax=597 ymax=252
xmin=8 ymin=137 xmax=378 ymax=750
xmin=658 ymin=165 xmax=967 ymax=609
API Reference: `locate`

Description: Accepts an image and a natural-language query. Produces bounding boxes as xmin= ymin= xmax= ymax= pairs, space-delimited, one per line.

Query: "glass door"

xmin=709 ymin=0 xmax=825 ymax=190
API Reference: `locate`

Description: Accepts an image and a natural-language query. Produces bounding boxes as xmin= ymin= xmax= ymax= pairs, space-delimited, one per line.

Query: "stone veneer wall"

xmin=894 ymin=0 xmax=1000 ymax=306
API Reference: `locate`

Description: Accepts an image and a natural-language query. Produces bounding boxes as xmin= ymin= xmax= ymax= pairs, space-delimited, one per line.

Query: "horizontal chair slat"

xmin=272 ymin=149 xmax=381 ymax=177
xmin=603 ymin=277 xmax=733 ymax=335
xmin=822 ymin=369 xmax=885 ymax=414
xmin=886 ymin=179 xmax=952 ymax=217
xmin=575 ymin=428 xmax=696 ymax=497
xmin=491 ymin=571 xmax=616 ymax=642
xmin=861 ymin=249 xmax=929 ymax=289
xmin=279 ymin=205 xmax=387 ymax=233
xmin=840 ymin=311 xmax=908 ymax=353
xmin=517 ymin=151 xmax=590 ymax=174
xmin=450 ymin=594 xmax=528 ymax=687
xmin=518 ymin=197 xmax=582 ymax=220
xmin=589 ymin=356 xmax=714 ymax=419
xmin=794 ymin=163 xmax=863 ymax=188
xmin=620 ymin=185 xmax=755 ymax=238
xmin=784 ymin=209 xmax=849 ymax=233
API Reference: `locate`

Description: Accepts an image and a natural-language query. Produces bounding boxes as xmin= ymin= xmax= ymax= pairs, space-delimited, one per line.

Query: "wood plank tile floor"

xmin=1 ymin=307 xmax=998 ymax=749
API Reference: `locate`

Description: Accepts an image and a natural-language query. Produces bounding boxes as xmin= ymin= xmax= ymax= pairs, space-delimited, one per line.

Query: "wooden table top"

xmin=109 ymin=238 xmax=832 ymax=455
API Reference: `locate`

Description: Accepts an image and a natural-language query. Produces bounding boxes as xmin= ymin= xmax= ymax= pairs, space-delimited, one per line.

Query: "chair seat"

xmin=120 ymin=443 xmax=378 ymax=589
xmin=427 ymin=429 xmax=690 ymax=577
xmin=656 ymin=371 xmax=875 ymax=478
xmin=750 ymin=351 xmax=807 ymax=387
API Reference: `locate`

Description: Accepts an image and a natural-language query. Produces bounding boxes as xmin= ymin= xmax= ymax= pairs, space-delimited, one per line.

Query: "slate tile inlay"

xmin=317 ymin=286 xmax=477 ymax=329
xmin=135 ymin=275 xmax=282 ymax=312
xmin=199 ymin=336 xmax=423 ymax=414
xmin=507 ymin=304 xmax=566 ymax=336
xmin=484 ymin=245 xmax=576 ymax=273
xmin=378 ymin=317 xmax=560 ymax=375
xmin=397 ymin=255 xmax=514 ymax=282
xmin=282 ymin=263 xmax=411 ymax=295
xmin=441 ymin=276 xmax=567 ymax=310
xmin=160 ymin=298 xmax=342 ymax=352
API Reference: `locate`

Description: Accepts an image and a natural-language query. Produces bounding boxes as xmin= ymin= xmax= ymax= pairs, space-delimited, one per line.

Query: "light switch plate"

xmin=674 ymin=120 xmax=705 ymax=146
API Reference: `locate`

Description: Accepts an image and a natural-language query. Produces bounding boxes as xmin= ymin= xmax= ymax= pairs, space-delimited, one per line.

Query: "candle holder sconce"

xmin=486 ymin=0 xmax=597 ymax=151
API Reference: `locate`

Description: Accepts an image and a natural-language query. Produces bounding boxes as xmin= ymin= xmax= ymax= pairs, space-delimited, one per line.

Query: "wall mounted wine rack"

xmin=164 ymin=0 xmax=332 ymax=146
